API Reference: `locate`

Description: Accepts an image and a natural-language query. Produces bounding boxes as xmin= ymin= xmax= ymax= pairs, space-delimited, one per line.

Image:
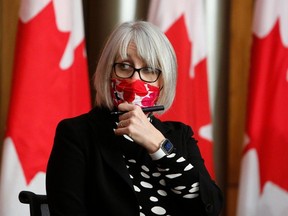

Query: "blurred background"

xmin=0 ymin=0 xmax=255 ymax=215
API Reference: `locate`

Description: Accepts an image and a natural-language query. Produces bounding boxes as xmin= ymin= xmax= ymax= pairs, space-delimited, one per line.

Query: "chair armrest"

xmin=19 ymin=190 xmax=48 ymax=204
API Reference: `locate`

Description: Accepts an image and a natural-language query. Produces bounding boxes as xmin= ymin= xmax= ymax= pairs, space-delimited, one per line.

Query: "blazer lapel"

xmin=89 ymin=108 xmax=135 ymax=190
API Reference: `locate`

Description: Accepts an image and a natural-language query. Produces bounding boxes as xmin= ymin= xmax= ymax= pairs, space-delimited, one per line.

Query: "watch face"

xmin=162 ymin=139 xmax=173 ymax=154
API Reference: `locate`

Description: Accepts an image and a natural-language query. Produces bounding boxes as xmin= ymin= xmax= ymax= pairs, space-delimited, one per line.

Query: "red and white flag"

xmin=148 ymin=0 xmax=215 ymax=177
xmin=237 ymin=0 xmax=288 ymax=215
xmin=0 ymin=0 xmax=91 ymax=215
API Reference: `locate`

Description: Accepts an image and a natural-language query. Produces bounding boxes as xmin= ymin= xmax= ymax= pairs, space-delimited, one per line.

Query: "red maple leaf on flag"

xmin=244 ymin=20 xmax=288 ymax=193
xmin=6 ymin=3 xmax=91 ymax=184
xmin=159 ymin=15 xmax=214 ymax=178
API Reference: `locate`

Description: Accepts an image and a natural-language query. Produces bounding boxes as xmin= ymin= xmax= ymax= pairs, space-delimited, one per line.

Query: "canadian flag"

xmin=148 ymin=0 xmax=215 ymax=178
xmin=0 ymin=0 xmax=91 ymax=215
xmin=237 ymin=0 xmax=288 ymax=215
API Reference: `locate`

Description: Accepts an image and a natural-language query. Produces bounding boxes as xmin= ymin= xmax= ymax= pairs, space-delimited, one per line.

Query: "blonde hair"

xmin=93 ymin=21 xmax=177 ymax=114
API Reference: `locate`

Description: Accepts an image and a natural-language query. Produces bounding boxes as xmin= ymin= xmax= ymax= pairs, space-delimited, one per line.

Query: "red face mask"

xmin=111 ymin=78 xmax=160 ymax=108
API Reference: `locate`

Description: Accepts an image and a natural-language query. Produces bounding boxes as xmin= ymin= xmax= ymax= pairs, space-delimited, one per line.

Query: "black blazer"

xmin=46 ymin=107 xmax=223 ymax=216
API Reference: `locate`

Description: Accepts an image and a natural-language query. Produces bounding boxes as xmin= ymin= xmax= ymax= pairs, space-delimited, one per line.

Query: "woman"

xmin=46 ymin=20 xmax=223 ymax=216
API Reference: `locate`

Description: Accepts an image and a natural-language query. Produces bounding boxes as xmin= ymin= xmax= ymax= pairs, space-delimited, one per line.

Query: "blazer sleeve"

xmin=46 ymin=119 xmax=89 ymax=216
xmin=184 ymin=125 xmax=223 ymax=215
xmin=161 ymin=121 xmax=224 ymax=215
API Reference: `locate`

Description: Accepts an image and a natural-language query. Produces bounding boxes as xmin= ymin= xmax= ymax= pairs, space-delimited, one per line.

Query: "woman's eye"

xmin=142 ymin=68 xmax=154 ymax=73
xmin=119 ymin=64 xmax=129 ymax=69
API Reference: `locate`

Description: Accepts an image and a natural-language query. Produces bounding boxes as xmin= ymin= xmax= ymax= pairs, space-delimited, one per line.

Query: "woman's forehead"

xmin=117 ymin=43 xmax=142 ymax=59
xmin=117 ymin=41 xmax=159 ymax=67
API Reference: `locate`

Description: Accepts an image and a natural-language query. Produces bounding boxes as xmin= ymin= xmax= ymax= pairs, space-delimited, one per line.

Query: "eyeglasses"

xmin=113 ymin=63 xmax=161 ymax=83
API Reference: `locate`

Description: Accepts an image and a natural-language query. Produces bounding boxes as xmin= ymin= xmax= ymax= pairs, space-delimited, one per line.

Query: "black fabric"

xmin=46 ymin=107 xmax=223 ymax=216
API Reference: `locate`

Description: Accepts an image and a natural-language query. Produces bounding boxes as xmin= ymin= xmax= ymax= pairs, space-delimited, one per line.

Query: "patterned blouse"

xmin=121 ymin=135 xmax=201 ymax=216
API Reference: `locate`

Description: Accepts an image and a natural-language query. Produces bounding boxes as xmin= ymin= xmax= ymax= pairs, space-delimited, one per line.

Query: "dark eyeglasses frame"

xmin=112 ymin=63 xmax=161 ymax=83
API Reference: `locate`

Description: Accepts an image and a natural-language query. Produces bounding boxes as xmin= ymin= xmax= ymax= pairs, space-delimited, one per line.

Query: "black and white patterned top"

xmin=121 ymin=136 xmax=200 ymax=216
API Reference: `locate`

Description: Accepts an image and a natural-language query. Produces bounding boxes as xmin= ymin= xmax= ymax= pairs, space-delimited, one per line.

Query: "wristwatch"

xmin=150 ymin=138 xmax=174 ymax=160
xmin=160 ymin=138 xmax=174 ymax=155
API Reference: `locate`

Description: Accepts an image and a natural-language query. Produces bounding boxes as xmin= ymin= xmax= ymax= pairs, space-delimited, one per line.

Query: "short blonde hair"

xmin=93 ymin=21 xmax=177 ymax=114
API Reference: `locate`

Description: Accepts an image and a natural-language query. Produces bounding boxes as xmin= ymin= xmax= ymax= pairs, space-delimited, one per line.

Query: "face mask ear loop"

xmin=155 ymin=85 xmax=163 ymax=107
xmin=114 ymin=92 xmax=121 ymax=101
xmin=111 ymin=79 xmax=121 ymax=103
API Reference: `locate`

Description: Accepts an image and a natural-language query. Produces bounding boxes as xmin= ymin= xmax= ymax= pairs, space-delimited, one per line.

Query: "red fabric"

xmin=237 ymin=3 xmax=288 ymax=214
xmin=111 ymin=78 xmax=160 ymax=107
xmin=5 ymin=2 xmax=91 ymax=184
xmin=152 ymin=15 xmax=215 ymax=178
xmin=244 ymin=20 xmax=288 ymax=192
